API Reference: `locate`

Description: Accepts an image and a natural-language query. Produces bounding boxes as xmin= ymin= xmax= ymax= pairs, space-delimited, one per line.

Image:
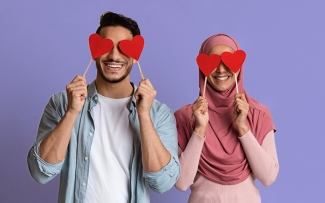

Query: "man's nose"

xmin=107 ymin=46 xmax=122 ymax=60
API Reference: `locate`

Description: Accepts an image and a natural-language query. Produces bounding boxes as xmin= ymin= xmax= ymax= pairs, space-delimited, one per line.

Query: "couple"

xmin=27 ymin=11 xmax=279 ymax=203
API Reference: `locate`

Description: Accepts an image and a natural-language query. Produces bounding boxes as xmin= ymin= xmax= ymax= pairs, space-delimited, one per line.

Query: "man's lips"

xmin=103 ymin=62 xmax=126 ymax=71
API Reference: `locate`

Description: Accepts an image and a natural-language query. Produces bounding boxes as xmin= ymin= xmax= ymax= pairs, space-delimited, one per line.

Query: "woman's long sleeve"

xmin=239 ymin=130 xmax=279 ymax=186
xmin=174 ymin=132 xmax=205 ymax=191
xmin=175 ymin=130 xmax=279 ymax=191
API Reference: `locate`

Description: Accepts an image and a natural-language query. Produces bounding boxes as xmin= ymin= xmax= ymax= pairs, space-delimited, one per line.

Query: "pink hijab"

xmin=175 ymin=34 xmax=276 ymax=184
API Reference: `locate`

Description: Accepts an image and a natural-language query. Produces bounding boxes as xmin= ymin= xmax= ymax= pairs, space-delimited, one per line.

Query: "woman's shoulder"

xmin=248 ymin=96 xmax=272 ymax=117
xmin=247 ymin=96 xmax=276 ymax=131
xmin=175 ymin=104 xmax=192 ymax=116
xmin=174 ymin=104 xmax=195 ymax=124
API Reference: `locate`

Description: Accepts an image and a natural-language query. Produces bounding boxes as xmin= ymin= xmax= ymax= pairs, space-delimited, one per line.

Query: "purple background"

xmin=1 ymin=1 xmax=324 ymax=202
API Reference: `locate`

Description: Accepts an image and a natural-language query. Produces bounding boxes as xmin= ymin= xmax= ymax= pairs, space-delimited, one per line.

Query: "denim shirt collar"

xmin=87 ymin=80 xmax=138 ymax=110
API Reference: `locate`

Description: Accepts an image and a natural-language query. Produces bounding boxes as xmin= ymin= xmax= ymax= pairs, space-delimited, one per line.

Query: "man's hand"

xmin=66 ymin=75 xmax=87 ymax=115
xmin=134 ymin=79 xmax=156 ymax=116
xmin=40 ymin=75 xmax=87 ymax=164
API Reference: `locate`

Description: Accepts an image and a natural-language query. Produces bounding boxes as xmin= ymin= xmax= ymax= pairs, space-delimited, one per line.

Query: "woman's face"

xmin=206 ymin=44 xmax=238 ymax=92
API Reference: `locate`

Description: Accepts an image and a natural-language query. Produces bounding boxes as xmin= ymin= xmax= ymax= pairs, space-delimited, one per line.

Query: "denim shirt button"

xmin=89 ymin=132 xmax=93 ymax=136
xmin=81 ymin=183 xmax=86 ymax=186
xmin=84 ymin=156 xmax=88 ymax=161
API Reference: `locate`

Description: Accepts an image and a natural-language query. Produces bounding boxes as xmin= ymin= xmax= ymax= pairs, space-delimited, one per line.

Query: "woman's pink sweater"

xmin=175 ymin=130 xmax=279 ymax=203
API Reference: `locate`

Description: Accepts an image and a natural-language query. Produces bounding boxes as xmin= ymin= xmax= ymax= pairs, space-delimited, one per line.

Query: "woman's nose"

xmin=216 ymin=63 xmax=228 ymax=73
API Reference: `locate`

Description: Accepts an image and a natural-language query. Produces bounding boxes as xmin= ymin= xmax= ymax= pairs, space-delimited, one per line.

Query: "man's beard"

xmin=96 ymin=62 xmax=132 ymax=83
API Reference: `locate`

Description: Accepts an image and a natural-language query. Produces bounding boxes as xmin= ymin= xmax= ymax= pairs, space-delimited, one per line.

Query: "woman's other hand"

xmin=233 ymin=93 xmax=249 ymax=136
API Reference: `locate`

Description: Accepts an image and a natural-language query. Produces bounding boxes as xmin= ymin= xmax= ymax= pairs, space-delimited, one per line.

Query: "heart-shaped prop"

xmin=220 ymin=50 xmax=246 ymax=73
xmin=119 ymin=35 xmax=144 ymax=61
xmin=89 ymin=33 xmax=114 ymax=59
xmin=83 ymin=34 xmax=114 ymax=77
xmin=196 ymin=54 xmax=221 ymax=77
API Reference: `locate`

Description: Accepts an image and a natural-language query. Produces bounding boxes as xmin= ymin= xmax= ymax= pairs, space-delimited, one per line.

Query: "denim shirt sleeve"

xmin=27 ymin=93 xmax=66 ymax=184
xmin=142 ymin=104 xmax=181 ymax=193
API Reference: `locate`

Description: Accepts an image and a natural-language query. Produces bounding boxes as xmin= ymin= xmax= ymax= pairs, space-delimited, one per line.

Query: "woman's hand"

xmin=233 ymin=93 xmax=249 ymax=136
xmin=192 ymin=96 xmax=209 ymax=137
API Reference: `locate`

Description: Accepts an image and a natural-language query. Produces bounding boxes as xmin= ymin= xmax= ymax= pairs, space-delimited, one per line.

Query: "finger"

xmin=138 ymin=80 xmax=156 ymax=95
xmin=142 ymin=78 xmax=154 ymax=89
xmin=235 ymin=93 xmax=247 ymax=102
xmin=234 ymin=96 xmax=249 ymax=107
xmin=67 ymin=80 xmax=87 ymax=89
xmin=233 ymin=100 xmax=244 ymax=114
xmin=193 ymin=105 xmax=205 ymax=116
xmin=67 ymin=85 xmax=87 ymax=94
xmin=193 ymin=99 xmax=207 ymax=110
xmin=136 ymin=84 xmax=153 ymax=95
xmin=241 ymin=93 xmax=247 ymax=102
xmin=137 ymin=84 xmax=156 ymax=99
xmin=67 ymin=86 xmax=88 ymax=93
xmin=138 ymin=83 xmax=155 ymax=94
xmin=234 ymin=98 xmax=249 ymax=110
xmin=194 ymin=97 xmax=207 ymax=106
xmin=134 ymin=87 xmax=153 ymax=102
xmin=67 ymin=79 xmax=87 ymax=90
xmin=195 ymin=102 xmax=209 ymax=115
xmin=71 ymin=75 xmax=86 ymax=84
xmin=138 ymin=79 xmax=149 ymax=87
xmin=233 ymin=103 xmax=240 ymax=114
xmin=70 ymin=89 xmax=88 ymax=99
xmin=134 ymin=91 xmax=142 ymax=101
xmin=65 ymin=82 xmax=87 ymax=90
xmin=234 ymin=102 xmax=249 ymax=115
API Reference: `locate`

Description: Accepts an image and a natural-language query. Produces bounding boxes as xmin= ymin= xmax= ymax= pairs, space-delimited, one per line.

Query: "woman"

xmin=174 ymin=34 xmax=279 ymax=203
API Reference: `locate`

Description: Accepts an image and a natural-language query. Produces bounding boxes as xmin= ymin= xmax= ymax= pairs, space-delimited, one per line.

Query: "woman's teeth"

xmin=216 ymin=76 xmax=229 ymax=81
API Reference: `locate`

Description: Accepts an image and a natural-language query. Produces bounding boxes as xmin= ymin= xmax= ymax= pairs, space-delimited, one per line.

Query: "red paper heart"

xmin=89 ymin=33 xmax=114 ymax=59
xmin=119 ymin=35 xmax=144 ymax=61
xmin=220 ymin=50 xmax=246 ymax=73
xmin=196 ymin=54 xmax=221 ymax=77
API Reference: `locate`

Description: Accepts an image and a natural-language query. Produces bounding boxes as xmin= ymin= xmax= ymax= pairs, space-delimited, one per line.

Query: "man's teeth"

xmin=107 ymin=64 xmax=122 ymax=68
xmin=217 ymin=76 xmax=229 ymax=81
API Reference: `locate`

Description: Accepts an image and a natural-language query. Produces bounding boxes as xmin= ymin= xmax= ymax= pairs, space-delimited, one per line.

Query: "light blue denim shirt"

xmin=27 ymin=81 xmax=180 ymax=203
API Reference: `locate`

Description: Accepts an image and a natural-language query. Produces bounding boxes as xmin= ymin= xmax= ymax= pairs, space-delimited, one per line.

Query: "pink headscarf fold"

xmin=175 ymin=34 xmax=276 ymax=184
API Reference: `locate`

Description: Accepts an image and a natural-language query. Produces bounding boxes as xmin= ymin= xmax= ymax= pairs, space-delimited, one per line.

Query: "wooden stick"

xmin=235 ymin=73 xmax=239 ymax=93
xmin=203 ymin=77 xmax=207 ymax=98
xmin=83 ymin=59 xmax=93 ymax=77
xmin=137 ymin=61 xmax=145 ymax=80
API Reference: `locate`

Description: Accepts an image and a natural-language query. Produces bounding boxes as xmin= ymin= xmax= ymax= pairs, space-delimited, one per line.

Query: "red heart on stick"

xmin=221 ymin=50 xmax=246 ymax=73
xmin=119 ymin=35 xmax=144 ymax=61
xmin=196 ymin=54 xmax=221 ymax=77
xmin=89 ymin=33 xmax=114 ymax=59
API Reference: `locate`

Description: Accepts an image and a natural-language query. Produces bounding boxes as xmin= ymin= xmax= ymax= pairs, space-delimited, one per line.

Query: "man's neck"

xmin=95 ymin=77 xmax=133 ymax=99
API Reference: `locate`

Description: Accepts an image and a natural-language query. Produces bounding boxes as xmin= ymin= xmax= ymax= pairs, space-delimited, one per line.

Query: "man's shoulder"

xmin=151 ymin=99 xmax=172 ymax=113
xmin=44 ymin=90 xmax=68 ymax=113
xmin=149 ymin=99 xmax=176 ymax=124
xmin=50 ymin=90 xmax=68 ymax=105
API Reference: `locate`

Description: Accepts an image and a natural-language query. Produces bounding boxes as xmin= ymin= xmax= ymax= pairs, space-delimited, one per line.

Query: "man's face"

xmin=95 ymin=26 xmax=135 ymax=83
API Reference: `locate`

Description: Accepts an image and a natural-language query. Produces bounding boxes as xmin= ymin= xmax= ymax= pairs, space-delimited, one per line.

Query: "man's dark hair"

xmin=96 ymin=11 xmax=140 ymax=36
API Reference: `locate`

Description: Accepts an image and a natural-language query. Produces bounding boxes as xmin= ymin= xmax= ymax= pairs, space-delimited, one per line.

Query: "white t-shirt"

xmin=84 ymin=94 xmax=133 ymax=203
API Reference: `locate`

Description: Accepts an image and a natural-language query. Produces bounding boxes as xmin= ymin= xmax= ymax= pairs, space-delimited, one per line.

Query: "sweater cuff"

xmin=192 ymin=131 xmax=206 ymax=139
xmin=238 ymin=130 xmax=256 ymax=144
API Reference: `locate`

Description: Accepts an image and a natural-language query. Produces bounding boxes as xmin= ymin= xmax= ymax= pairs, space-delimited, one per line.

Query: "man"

xmin=27 ymin=11 xmax=180 ymax=203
